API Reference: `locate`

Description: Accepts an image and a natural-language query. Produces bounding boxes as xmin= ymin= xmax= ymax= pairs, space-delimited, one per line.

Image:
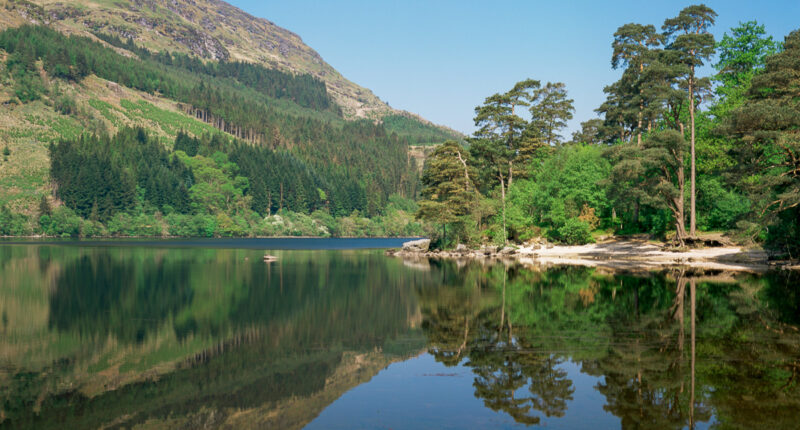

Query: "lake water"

xmin=0 ymin=239 xmax=798 ymax=429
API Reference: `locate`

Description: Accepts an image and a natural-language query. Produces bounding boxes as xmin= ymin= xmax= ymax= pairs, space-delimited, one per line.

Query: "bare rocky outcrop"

xmin=402 ymin=239 xmax=430 ymax=252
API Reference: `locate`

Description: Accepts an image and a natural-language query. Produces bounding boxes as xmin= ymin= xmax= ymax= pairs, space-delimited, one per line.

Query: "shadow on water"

xmin=0 ymin=243 xmax=798 ymax=428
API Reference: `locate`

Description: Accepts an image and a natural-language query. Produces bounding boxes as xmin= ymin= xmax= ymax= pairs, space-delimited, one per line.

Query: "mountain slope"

xmin=0 ymin=23 xmax=422 ymax=230
xmin=0 ymin=0 xmax=459 ymax=135
xmin=0 ymin=0 xmax=461 ymax=236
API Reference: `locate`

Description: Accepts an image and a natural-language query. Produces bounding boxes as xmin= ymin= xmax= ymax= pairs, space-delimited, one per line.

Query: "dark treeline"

xmin=51 ymin=128 xmax=193 ymax=220
xmin=0 ymin=25 xmax=417 ymax=218
xmin=50 ymin=127 xmax=359 ymax=220
xmin=93 ymin=31 xmax=338 ymax=114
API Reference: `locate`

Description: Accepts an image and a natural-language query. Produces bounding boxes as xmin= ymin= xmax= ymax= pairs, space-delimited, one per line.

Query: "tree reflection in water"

xmin=0 ymin=245 xmax=798 ymax=429
xmin=419 ymin=263 xmax=800 ymax=428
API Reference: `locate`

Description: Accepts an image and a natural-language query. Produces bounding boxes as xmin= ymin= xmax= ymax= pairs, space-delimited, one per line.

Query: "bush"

xmin=311 ymin=210 xmax=337 ymax=237
xmin=697 ymin=177 xmax=750 ymax=230
xmin=214 ymin=213 xmax=249 ymax=237
xmin=0 ymin=206 xmax=30 ymax=236
xmin=80 ymin=220 xmax=106 ymax=237
xmin=54 ymin=94 xmax=77 ymax=115
xmin=106 ymin=213 xmax=132 ymax=236
xmin=555 ymin=218 xmax=594 ymax=245
xmin=45 ymin=206 xmax=82 ymax=237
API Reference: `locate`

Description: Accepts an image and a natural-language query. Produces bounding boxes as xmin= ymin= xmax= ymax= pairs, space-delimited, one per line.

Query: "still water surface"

xmin=0 ymin=239 xmax=798 ymax=429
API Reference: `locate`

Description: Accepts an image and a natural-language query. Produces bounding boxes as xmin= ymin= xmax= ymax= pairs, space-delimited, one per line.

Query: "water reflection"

xmin=418 ymin=264 xmax=800 ymax=429
xmin=0 ymin=244 xmax=798 ymax=429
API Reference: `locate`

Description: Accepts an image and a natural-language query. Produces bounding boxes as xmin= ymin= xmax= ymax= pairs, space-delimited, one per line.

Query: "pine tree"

xmin=38 ymin=194 xmax=51 ymax=217
xmin=529 ymin=82 xmax=575 ymax=147
xmin=728 ymin=29 xmax=800 ymax=255
xmin=611 ymin=23 xmax=663 ymax=146
xmin=471 ymin=79 xmax=543 ymax=243
xmin=663 ymin=4 xmax=717 ymax=237
xmin=416 ymin=141 xmax=476 ymax=245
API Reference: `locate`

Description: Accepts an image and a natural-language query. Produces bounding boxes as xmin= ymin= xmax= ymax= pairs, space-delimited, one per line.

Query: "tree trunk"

xmin=676 ymin=158 xmax=687 ymax=244
xmin=689 ymin=65 xmax=697 ymax=237
xmin=455 ymin=150 xmax=471 ymax=192
xmin=507 ymin=160 xmax=513 ymax=189
xmin=637 ymin=100 xmax=643 ymax=147
xmin=637 ymin=62 xmax=644 ymax=147
xmin=499 ymin=172 xmax=507 ymax=245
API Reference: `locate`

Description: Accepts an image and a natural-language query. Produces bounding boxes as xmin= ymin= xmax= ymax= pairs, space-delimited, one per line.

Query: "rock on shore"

xmin=387 ymin=240 xmax=516 ymax=259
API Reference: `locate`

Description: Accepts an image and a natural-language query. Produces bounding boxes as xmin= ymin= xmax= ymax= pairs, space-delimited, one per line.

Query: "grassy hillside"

xmin=0 ymin=24 xmax=433 ymax=237
xmin=0 ymin=56 xmax=220 ymax=215
xmin=0 ymin=0 xmax=462 ymax=237
xmin=0 ymin=0 xmax=389 ymax=118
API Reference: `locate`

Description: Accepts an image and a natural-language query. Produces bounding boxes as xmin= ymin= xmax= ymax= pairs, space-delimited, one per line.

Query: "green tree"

xmin=38 ymin=194 xmax=51 ymax=217
xmin=727 ymin=29 xmax=800 ymax=255
xmin=663 ymin=4 xmax=717 ymax=237
xmin=416 ymin=141 xmax=477 ymax=245
xmin=528 ymin=82 xmax=575 ymax=146
xmin=611 ymin=23 xmax=663 ymax=146
xmin=471 ymin=79 xmax=544 ymax=243
xmin=508 ymin=144 xmax=610 ymax=242
xmin=618 ymin=130 xmax=689 ymax=242
xmin=570 ymin=119 xmax=604 ymax=145
xmin=713 ymin=21 xmax=780 ymax=116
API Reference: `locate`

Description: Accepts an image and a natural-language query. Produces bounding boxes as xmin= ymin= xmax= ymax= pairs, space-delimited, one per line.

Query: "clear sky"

xmin=226 ymin=0 xmax=799 ymax=136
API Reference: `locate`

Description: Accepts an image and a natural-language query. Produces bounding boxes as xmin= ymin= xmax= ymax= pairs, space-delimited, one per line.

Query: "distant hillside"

xmin=0 ymin=24 xmax=414 ymax=219
xmin=0 ymin=0 xmax=463 ymax=236
xmin=383 ymin=113 xmax=464 ymax=145
xmin=0 ymin=0 xmax=461 ymax=138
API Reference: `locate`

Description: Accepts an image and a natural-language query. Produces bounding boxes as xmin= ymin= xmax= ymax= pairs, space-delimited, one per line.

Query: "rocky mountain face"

xmin=0 ymin=0 xmax=399 ymax=120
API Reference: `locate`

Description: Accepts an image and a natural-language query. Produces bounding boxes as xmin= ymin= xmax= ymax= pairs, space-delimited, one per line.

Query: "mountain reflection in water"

xmin=0 ymin=243 xmax=798 ymax=429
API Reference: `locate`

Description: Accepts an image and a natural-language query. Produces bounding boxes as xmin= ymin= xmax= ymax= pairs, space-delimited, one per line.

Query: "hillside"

xmin=0 ymin=0 xmax=460 ymax=136
xmin=0 ymin=0 xmax=462 ymax=237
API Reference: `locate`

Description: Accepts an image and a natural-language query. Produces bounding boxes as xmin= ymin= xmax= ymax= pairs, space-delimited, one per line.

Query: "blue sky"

xmin=227 ymin=1 xmax=799 ymax=135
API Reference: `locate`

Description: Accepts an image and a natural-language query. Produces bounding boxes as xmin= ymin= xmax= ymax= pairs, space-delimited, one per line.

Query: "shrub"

xmin=578 ymin=204 xmax=600 ymax=230
xmin=697 ymin=177 xmax=750 ymax=230
xmin=556 ymin=218 xmax=594 ymax=245
xmin=46 ymin=206 xmax=82 ymax=237
xmin=0 ymin=206 xmax=30 ymax=236
xmin=80 ymin=220 xmax=106 ymax=237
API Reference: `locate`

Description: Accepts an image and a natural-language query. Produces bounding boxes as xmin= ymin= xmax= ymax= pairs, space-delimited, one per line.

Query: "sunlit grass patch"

xmin=120 ymin=99 xmax=218 ymax=137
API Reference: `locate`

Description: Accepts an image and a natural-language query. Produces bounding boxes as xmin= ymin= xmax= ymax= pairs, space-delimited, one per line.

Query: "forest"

xmin=0 ymin=24 xmax=430 ymax=237
xmin=416 ymin=6 xmax=800 ymax=257
xmin=20 ymin=127 xmax=422 ymax=238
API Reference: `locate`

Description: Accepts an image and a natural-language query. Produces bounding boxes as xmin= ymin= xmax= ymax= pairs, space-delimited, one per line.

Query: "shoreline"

xmin=0 ymin=235 xmax=422 ymax=240
xmin=387 ymin=238 xmax=797 ymax=273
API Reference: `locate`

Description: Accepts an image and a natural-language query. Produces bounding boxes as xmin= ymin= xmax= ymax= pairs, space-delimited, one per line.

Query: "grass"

xmin=88 ymin=98 xmax=120 ymax=125
xmin=591 ymin=228 xmax=616 ymax=241
xmin=119 ymin=99 xmax=218 ymax=138
xmin=0 ymin=75 xmax=226 ymax=216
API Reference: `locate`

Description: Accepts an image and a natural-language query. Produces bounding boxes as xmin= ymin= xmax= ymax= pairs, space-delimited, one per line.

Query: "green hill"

xmin=0 ymin=0 xmax=460 ymax=236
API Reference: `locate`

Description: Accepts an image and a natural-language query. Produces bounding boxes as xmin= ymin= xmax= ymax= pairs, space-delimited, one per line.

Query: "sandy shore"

xmin=390 ymin=238 xmax=778 ymax=273
xmin=513 ymin=239 xmax=770 ymax=272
